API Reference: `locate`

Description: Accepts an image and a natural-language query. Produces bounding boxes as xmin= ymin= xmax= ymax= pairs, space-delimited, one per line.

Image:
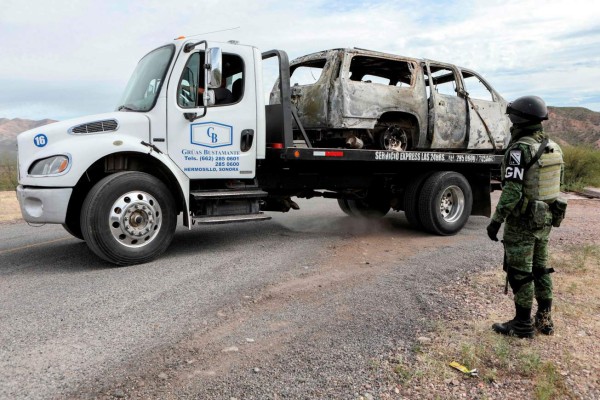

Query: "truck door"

xmin=166 ymin=45 xmax=257 ymax=179
xmin=289 ymin=57 xmax=330 ymax=129
xmin=460 ymin=69 xmax=510 ymax=150
xmin=425 ymin=61 xmax=468 ymax=149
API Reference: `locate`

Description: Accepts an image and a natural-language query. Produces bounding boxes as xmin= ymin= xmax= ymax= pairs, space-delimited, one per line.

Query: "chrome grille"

xmin=69 ymin=119 xmax=118 ymax=134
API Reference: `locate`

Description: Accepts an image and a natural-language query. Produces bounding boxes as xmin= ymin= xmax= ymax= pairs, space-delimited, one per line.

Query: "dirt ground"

xmin=2 ymin=190 xmax=599 ymax=399
xmin=384 ymin=195 xmax=600 ymax=400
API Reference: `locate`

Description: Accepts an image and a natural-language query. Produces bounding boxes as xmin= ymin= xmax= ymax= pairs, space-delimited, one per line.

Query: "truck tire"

xmin=337 ymin=198 xmax=354 ymax=216
xmin=417 ymin=171 xmax=472 ymax=235
xmin=80 ymin=172 xmax=177 ymax=265
xmin=344 ymin=191 xmax=390 ymax=218
xmin=403 ymin=172 xmax=433 ymax=229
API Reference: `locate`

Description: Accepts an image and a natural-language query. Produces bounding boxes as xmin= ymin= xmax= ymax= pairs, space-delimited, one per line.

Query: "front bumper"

xmin=16 ymin=185 xmax=72 ymax=224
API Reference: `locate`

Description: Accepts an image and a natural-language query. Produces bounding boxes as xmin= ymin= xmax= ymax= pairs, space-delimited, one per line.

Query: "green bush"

xmin=561 ymin=145 xmax=600 ymax=192
xmin=0 ymin=152 xmax=18 ymax=191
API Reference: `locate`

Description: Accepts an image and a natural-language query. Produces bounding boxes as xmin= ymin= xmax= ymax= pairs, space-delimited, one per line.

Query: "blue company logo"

xmin=190 ymin=122 xmax=233 ymax=148
xmin=33 ymin=134 xmax=48 ymax=148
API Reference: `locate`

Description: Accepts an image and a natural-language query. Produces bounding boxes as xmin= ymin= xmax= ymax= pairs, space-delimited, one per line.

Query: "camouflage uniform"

xmin=492 ymin=123 xmax=562 ymax=308
xmin=490 ymin=122 xmax=564 ymax=336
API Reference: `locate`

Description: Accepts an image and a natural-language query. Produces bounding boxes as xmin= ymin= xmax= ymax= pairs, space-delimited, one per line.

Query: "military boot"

xmin=492 ymin=305 xmax=534 ymax=338
xmin=535 ymin=299 xmax=554 ymax=335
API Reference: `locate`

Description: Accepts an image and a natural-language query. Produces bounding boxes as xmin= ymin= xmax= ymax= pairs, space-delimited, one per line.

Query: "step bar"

xmin=192 ymin=213 xmax=272 ymax=225
xmin=190 ymin=189 xmax=268 ymax=200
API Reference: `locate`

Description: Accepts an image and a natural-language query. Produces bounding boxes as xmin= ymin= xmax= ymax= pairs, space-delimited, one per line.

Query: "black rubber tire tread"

xmin=417 ymin=171 xmax=472 ymax=236
xmin=345 ymin=196 xmax=390 ymax=219
xmin=403 ymin=172 xmax=433 ymax=230
xmin=337 ymin=198 xmax=355 ymax=216
xmin=80 ymin=172 xmax=177 ymax=265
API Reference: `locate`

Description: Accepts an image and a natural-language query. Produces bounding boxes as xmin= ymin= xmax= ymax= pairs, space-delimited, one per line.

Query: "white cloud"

xmin=1 ymin=0 xmax=599 ymax=120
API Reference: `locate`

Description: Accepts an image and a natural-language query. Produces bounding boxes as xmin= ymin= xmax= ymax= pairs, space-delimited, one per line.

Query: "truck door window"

xmin=177 ymin=53 xmax=200 ymax=108
xmin=462 ymin=71 xmax=493 ymax=102
xmin=177 ymin=52 xmax=244 ymax=108
xmin=426 ymin=66 xmax=458 ymax=97
xmin=348 ymin=56 xmax=415 ymax=87
xmin=290 ymin=59 xmax=326 ymax=86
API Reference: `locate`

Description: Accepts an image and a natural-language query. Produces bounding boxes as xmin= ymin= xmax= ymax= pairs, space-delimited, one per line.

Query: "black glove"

xmin=486 ymin=220 xmax=501 ymax=242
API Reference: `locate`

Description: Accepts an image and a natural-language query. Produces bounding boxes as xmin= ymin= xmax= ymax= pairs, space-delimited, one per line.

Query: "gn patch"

xmin=504 ymin=166 xmax=525 ymax=182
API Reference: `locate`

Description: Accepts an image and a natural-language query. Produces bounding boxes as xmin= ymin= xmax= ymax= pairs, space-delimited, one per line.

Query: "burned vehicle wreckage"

xmin=271 ymin=48 xmax=511 ymax=152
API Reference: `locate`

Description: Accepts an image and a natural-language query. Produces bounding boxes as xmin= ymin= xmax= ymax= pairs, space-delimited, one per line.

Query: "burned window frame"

xmin=461 ymin=69 xmax=497 ymax=102
xmin=424 ymin=64 xmax=462 ymax=97
xmin=345 ymin=55 xmax=417 ymax=88
xmin=289 ymin=58 xmax=328 ymax=87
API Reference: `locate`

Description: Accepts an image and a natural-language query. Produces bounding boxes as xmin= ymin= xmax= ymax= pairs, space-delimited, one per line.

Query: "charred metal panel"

xmin=460 ymin=68 xmax=511 ymax=151
xmin=467 ymin=97 xmax=511 ymax=150
xmin=288 ymin=51 xmax=338 ymax=129
xmin=338 ymin=50 xmax=426 ymax=131
xmin=430 ymin=93 xmax=468 ymax=149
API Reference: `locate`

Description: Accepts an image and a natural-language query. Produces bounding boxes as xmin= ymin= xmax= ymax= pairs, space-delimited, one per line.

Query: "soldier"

xmin=486 ymin=96 xmax=567 ymax=338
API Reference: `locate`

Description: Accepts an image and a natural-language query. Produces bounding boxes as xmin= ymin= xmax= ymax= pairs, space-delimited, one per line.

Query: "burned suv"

xmin=273 ymin=48 xmax=511 ymax=152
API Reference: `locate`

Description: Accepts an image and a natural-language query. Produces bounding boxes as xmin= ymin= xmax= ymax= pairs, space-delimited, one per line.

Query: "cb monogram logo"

xmin=190 ymin=122 xmax=233 ymax=148
xmin=207 ymin=127 xmax=219 ymax=143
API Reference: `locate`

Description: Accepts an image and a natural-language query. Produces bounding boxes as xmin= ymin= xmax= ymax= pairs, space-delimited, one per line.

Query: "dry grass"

xmin=0 ymin=153 xmax=18 ymax=191
xmin=386 ymin=244 xmax=600 ymax=399
xmin=0 ymin=190 xmax=20 ymax=222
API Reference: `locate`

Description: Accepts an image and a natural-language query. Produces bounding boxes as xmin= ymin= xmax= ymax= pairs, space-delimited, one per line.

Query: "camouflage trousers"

xmin=503 ymin=220 xmax=553 ymax=309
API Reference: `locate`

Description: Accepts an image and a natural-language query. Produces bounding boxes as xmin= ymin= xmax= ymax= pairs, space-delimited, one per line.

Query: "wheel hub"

xmin=109 ymin=191 xmax=162 ymax=248
xmin=439 ymin=185 xmax=465 ymax=223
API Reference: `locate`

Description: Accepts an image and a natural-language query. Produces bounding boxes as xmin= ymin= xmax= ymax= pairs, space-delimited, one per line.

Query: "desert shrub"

xmin=561 ymin=145 xmax=600 ymax=191
xmin=0 ymin=152 xmax=18 ymax=191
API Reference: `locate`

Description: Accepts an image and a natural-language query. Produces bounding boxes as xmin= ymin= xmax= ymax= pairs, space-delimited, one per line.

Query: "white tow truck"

xmin=16 ymin=38 xmax=507 ymax=265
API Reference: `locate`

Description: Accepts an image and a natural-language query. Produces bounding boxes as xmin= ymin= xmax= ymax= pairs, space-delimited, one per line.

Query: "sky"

xmin=1 ymin=0 xmax=599 ymax=121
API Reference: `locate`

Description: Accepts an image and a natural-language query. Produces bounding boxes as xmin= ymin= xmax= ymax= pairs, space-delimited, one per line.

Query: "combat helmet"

xmin=506 ymin=95 xmax=549 ymax=124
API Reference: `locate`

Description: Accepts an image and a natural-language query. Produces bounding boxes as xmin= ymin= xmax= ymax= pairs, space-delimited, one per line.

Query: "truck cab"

xmin=17 ymin=39 xmax=271 ymax=263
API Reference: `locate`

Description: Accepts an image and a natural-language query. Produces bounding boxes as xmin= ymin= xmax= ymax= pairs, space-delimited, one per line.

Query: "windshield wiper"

xmin=116 ymin=104 xmax=140 ymax=111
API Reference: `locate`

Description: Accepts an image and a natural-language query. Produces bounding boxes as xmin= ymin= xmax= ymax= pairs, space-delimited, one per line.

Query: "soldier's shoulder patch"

xmin=509 ymin=149 xmax=523 ymax=166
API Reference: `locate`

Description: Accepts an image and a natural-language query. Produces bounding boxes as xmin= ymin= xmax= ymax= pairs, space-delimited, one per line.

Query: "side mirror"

xmin=207 ymin=47 xmax=222 ymax=89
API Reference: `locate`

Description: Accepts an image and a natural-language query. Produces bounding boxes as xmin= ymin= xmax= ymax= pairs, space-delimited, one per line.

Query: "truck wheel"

xmin=376 ymin=125 xmax=409 ymax=151
xmin=345 ymin=192 xmax=390 ymax=218
xmin=337 ymin=198 xmax=354 ymax=216
xmin=403 ymin=172 xmax=433 ymax=230
xmin=417 ymin=171 xmax=472 ymax=235
xmin=80 ymin=172 xmax=177 ymax=265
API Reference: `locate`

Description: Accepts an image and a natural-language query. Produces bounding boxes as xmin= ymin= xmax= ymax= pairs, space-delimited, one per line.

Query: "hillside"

xmin=0 ymin=106 xmax=599 ymax=155
xmin=545 ymin=106 xmax=600 ymax=148
xmin=0 ymin=118 xmax=56 ymax=154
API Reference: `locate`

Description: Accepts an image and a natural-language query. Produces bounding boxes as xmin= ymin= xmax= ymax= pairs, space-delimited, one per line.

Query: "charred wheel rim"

xmin=439 ymin=185 xmax=464 ymax=223
xmin=381 ymin=126 xmax=408 ymax=152
xmin=109 ymin=191 xmax=162 ymax=248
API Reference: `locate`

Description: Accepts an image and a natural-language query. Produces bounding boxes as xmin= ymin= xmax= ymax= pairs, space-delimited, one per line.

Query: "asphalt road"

xmin=0 ymin=198 xmax=501 ymax=399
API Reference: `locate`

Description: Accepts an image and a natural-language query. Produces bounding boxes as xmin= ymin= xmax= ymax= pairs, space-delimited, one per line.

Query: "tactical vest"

xmin=516 ymin=136 xmax=563 ymax=203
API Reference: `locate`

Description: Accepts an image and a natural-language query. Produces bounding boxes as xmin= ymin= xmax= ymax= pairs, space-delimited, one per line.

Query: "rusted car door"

xmin=425 ymin=61 xmax=468 ymax=150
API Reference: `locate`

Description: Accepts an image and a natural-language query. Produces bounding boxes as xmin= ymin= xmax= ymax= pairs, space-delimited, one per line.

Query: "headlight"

xmin=28 ymin=155 xmax=70 ymax=176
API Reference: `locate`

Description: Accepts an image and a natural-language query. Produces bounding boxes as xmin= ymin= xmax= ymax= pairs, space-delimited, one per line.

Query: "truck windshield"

xmin=116 ymin=45 xmax=175 ymax=112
